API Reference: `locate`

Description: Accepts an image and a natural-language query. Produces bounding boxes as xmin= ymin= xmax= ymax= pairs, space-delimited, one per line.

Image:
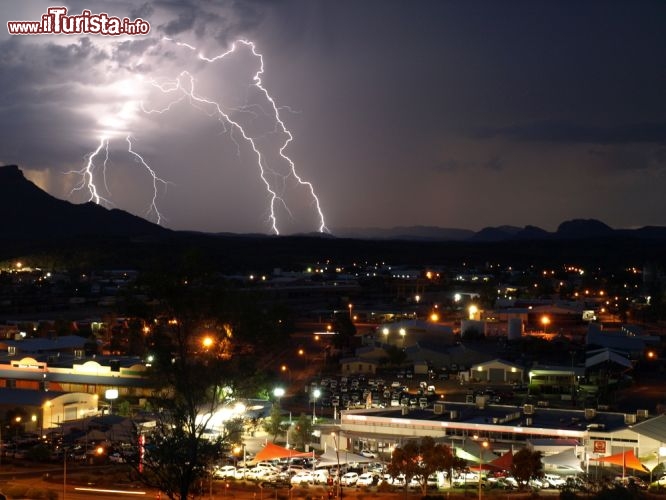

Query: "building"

xmin=333 ymin=401 xmax=663 ymax=473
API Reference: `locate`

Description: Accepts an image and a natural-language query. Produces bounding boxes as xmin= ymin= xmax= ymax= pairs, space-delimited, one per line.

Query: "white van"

xmin=312 ymin=469 xmax=329 ymax=484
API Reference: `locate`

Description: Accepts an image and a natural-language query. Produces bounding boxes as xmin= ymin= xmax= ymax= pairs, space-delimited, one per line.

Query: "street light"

xmin=202 ymin=335 xmax=214 ymax=349
xmin=399 ymin=328 xmax=406 ymax=347
xmin=105 ymin=389 xmax=118 ymax=415
xmin=331 ymin=432 xmax=342 ymax=499
xmin=312 ymin=388 xmax=321 ymax=424
xmin=382 ymin=327 xmax=389 ymax=343
xmin=280 ymin=364 xmax=291 ymax=383
xmin=348 ymin=304 xmax=353 ymax=321
xmin=478 ymin=440 xmax=489 ymax=500
xmin=468 ymin=305 xmax=478 ymax=320
xmin=273 ymin=387 xmax=285 ymax=403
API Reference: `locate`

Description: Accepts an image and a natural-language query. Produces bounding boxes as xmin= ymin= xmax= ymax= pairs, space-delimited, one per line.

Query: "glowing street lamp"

xmin=273 ymin=387 xmax=285 ymax=401
xmin=541 ymin=315 xmax=551 ymax=332
xmin=312 ymin=388 xmax=321 ymax=423
xmin=348 ymin=304 xmax=353 ymax=321
xmin=478 ymin=440 xmax=489 ymax=500
xmin=468 ymin=305 xmax=478 ymax=320
xmin=105 ymin=389 xmax=118 ymax=415
xmin=202 ymin=336 xmax=214 ymax=349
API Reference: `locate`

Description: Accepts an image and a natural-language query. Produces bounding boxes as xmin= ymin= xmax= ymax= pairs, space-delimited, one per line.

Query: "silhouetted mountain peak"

xmin=514 ymin=225 xmax=550 ymax=240
xmin=556 ymin=219 xmax=613 ymax=238
xmin=0 ymin=164 xmax=168 ymax=240
xmin=0 ymin=164 xmax=24 ymax=181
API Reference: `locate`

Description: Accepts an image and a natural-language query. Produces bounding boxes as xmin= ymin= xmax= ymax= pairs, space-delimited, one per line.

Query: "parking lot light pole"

xmin=331 ymin=432 xmax=341 ymax=500
xmin=63 ymin=447 xmax=67 ymax=500
xmin=478 ymin=441 xmax=488 ymax=500
xmin=312 ymin=389 xmax=321 ymax=424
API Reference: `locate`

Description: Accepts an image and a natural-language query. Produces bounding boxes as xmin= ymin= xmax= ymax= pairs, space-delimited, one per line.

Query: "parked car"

xmin=312 ymin=469 xmax=330 ymax=484
xmin=109 ymin=452 xmax=126 ymax=464
xmin=391 ymin=474 xmax=406 ymax=486
xmin=359 ymin=449 xmax=377 ymax=459
xmin=542 ymin=474 xmax=566 ymax=488
xmin=408 ymin=476 xmax=422 ymax=489
xmin=356 ymin=473 xmax=376 ymax=487
xmin=290 ymin=472 xmax=315 ymax=485
xmin=614 ymin=476 xmax=647 ymax=489
xmin=340 ymin=472 xmax=359 ymax=486
xmin=214 ymin=465 xmax=237 ymax=479
xmin=234 ymin=467 xmax=250 ymax=479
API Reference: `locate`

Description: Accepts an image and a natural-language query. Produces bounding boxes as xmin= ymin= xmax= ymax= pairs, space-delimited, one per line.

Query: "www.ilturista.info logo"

xmin=7 ymin=6 xmax=150 ymax=36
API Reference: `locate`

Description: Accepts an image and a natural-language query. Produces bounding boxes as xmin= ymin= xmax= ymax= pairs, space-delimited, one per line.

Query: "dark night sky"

xmin=1 ymin=1 xmax=664 ymax=235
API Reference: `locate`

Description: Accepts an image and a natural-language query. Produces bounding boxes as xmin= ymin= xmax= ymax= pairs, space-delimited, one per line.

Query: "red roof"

xmin=253 ymin=442 xmax=313 ymax=461
xmin=488 ymin=450 xmax=513 ymax=470
xmin=590 ymin=450 xmax=647 ymax=472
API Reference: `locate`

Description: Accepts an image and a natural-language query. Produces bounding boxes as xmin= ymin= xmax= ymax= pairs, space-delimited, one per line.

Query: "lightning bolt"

xmin=152 ymin=38 xmax=329 ymax=234
xmin=69 ymin=38 xmax=328 ymax=235
xmin=126 ymin=135 xmax=170 ymax=225
xmin=206 ymin=40 xmax=328 ymax=233
xmin=67 ymin=136 xmax=112 ymax=206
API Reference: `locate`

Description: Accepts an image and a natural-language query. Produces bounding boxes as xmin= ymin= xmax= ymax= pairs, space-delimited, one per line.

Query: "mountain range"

xmin=333 ymin=219 xmax=666 ymax=242
xmin=2 ymin=164 xmax=666 ymax=242
xmin=3 ymin=164 xmax=666 ymax=272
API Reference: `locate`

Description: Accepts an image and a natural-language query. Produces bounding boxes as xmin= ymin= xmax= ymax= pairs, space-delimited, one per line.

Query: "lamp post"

xmin=312 ymin=388 xmax=321 ymax=424
xmin=478 ymin=441 xmax=488 ymax=500
xmin=63 ymin=445 xmax=68 ymax=500
xmin=468 ymin=304 xmax=478 ymax=320
xmin=348 ymin=304 xmax=353 ymax=321
xmin=15 ymin=416 xmax=22 ymax=439
xmin=281 ymin=364 xmax=291 ymax=383
xmin=105 ymin=389 xmax=118 ymax=415
xmin=399 ymin=328 xmax=406 ymax=347
xmin=331 ymin=432 xmax=341 ymax=500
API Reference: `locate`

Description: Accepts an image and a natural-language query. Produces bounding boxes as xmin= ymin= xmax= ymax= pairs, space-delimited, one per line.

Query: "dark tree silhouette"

xmin=387 ymin=437 xmax=464 ymax=495
xmin=511 ymin=447 xmax=544 ymax=489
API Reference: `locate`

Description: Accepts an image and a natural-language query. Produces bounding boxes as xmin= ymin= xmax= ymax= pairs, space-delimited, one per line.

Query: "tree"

xmin=130 ymin=324 xmax=232 ymax=500
xmin=263 ymin=401 xmax=286 ymax=443
xmin=331 ymin=314 xmax=356 ymax=352
xmin=291 ymin=414 xmax=313 ymax=451
xmin=387 ymin=437 xmax=463 ymax=495
xmin=127 ymin=310 xmax=247 ymax=500
xmin=511 ymin=447 xmax=544 ymax=489
xmin=121 ymin=270 xmax=284 ymax=500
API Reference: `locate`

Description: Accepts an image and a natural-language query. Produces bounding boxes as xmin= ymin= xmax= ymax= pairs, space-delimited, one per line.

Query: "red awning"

xmin=253 ymin=442 xmax=313 ymax=462
xmin=488 ymin=451 xmax=513 ymax=471
xmin=590 ymin=450 xmax=648 ymax=472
